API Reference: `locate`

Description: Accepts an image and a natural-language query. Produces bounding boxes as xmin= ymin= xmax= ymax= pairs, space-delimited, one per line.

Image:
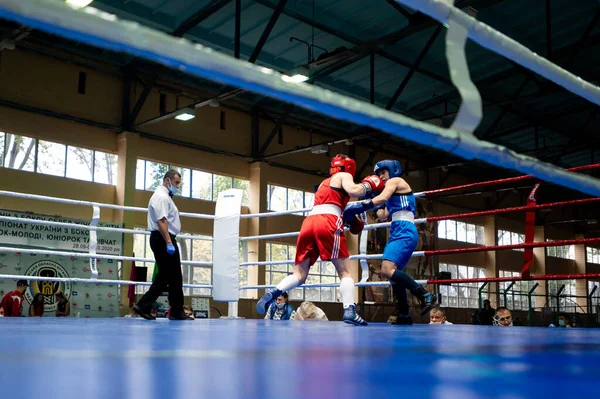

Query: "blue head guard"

xmin=374 ymin=160 xmax=402 ymax=178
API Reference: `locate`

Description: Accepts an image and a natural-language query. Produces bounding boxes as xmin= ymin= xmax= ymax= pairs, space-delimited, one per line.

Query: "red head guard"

xmin=329 ymin=154 xmax=356 ymax=177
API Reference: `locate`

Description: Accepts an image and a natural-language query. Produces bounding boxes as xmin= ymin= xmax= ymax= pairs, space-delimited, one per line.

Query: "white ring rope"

xmin=0 ymin=215 xmax=212 ymax=241
xmin=399 ymin=0 xmax=600 ymax=106
xmin=0 ymin=246 xmax=212 ymax=267
xmin=238 ymin=251 xmax=425 ymax=267
xmin=0 ymin=273 xmax=212 ymax=289
xmin=241 ymin=208 xmax=311 ymax=219
xmin=239 ymin=280 xmax=427 ymax=290
xmin=0 ymin=2 xmax=599 ymax=197
xmin=0 ymin=190 xmax=215 ymax=220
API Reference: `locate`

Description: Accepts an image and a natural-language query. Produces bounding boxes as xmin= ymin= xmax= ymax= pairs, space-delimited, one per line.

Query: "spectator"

xmin=29 ymin=293 xmax=45 ymax=317
xmin=0 ymin=306 xmax=4 ymax=317
xmin=264 ymin=292 xmax=295 ymax=320
xmin=151 ymin=302 xmax=161 ymax=318
xmin=549 ymin=313 xmax=572 ymax=328
xmin=429 ymin=307 xmax=453 ymax=325
xmin=479 ymin=299 xmax=495 ymax=325
xmin=0 ymin=280 xmax=29 ymax=317
xmin=494 ymin=307 xmax=513 ymax=327
xmin=55 ymin=292 xmax=70 ymax=317
xmin=183 ymin=305 xmax=195 ymax=320
xmin=294 ymin=301 xmax=328 ymax=321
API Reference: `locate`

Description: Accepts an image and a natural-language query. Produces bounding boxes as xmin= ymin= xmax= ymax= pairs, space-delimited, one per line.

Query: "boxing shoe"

xmin=343 ymin=304 xmax=368 ymax=326
xmin=256 ymin=288 xmax=282 ymax=315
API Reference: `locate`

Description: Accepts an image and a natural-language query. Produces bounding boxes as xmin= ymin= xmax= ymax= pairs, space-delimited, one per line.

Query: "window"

xmin=267 ymin=184 xmax=314 ymax=214
xmin=3 ymin=133 xmax=35 ymax=171
xmin=587 ymin=247 xmax=600 ymax=264
xmin=37 ymin=140 xmax=66 ymax=177
xmin=547 ymin=279 xmax=577 ymax=312
xmin=437 ymin=220 xmax=484 ymax=244
xmin=66 ymin=146 xmax=93 ymax=181
xmin=265 ymin=243 xmax=339 ymax=302
xmin=499 ymin=271 xmax=537 ymax=311
xmin=589 ymin=281 xmax=599 ymax=314
xmin=239 ymin=241 xmax=249 ymax=299
xmin=546 ymin=240 xmax=575 ymax=259
xmin=132 ymin=229 xmax=212 ymax=296
xmin=497 ymin=230 xmax=525 ymax=251
xmin=135 ymin=159 xmax=249 ymax=206
xmin=438 ymin=264 xmax=485 ymax=308
xmin=0 ymin=132 xmax=117 ymax=184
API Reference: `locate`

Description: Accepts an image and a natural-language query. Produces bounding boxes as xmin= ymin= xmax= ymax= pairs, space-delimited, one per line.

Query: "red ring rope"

xmin=424 ymin=236 xmax=600 ymax=256
xmin=421 ymin=163 xmax=600 ymax=197
xmin=426 ymin=197 xmax=600 ymax=222
xmin=427 ymin=272 xmax=600 ymax=285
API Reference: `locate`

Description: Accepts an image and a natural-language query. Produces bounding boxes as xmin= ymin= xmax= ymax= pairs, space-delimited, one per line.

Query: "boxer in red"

xmin=256 ymin=154 xmax=384 ymax=325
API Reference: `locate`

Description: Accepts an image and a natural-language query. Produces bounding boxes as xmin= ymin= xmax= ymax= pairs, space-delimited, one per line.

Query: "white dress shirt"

xmin=147 ymin=185 xmax=181 ymax=236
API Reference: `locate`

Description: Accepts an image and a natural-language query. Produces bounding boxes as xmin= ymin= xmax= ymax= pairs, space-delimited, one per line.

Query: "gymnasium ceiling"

xmin=1 ymin=0 xmax=600 ymax=219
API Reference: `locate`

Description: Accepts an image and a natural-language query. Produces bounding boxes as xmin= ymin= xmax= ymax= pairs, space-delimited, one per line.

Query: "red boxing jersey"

xmin=314 ymin=177 xmax=350 ymax=209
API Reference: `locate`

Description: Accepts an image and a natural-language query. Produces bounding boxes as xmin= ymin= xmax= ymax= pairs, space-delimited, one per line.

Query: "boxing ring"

xmin=0 ymin=0 xmax=600 ymax=398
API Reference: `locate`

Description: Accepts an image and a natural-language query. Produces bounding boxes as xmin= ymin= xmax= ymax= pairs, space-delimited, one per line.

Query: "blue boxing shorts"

xmin=382 ymin=220 xmax=419 ymax=270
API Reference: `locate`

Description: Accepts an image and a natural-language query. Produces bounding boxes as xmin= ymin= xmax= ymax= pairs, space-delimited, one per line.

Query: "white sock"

xmin=276 ymin=275 xmax=300 ymax=292
xmin=339 ymin=277 xmax=355 ymax=309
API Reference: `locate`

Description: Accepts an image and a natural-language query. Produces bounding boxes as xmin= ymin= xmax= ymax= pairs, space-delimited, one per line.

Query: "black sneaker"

xmin=133 ymin=305 xmax=156 ymax=320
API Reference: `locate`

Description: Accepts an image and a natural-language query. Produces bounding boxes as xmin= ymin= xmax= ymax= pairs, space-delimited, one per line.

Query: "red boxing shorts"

xmin=295 ymin=214 xmax=349 ymax=265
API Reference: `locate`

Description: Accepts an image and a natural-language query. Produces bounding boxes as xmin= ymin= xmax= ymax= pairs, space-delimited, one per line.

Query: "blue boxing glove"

xmin=343 ymin=199 xmax=374 ymax=225
xmin=166 ymin=243 xmax=176 ymax=255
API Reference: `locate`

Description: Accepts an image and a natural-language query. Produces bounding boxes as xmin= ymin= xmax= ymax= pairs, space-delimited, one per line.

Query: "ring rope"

xmin=1 ymin=1 xmax=600 ymax=196
xmin=0 ymin=215 xmax=212 ymax=241
xmin=0 ymin=246 xmax=212 ymax=267
xmin=398 ymin=0 xmax=600 ymax=106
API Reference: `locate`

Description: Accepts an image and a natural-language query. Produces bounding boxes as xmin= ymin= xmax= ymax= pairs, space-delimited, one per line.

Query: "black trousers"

xmin=136 ymin=231 xmax=184 ymax=313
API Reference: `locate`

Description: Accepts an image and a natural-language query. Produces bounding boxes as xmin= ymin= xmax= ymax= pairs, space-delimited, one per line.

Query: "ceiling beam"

xmin=172 ymin=0 xmax=233 ymax=37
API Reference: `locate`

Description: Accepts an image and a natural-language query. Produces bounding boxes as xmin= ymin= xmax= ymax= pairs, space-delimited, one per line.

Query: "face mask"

xmin=167 ymin=178 xmax=178 ymax=196
xmin=429 ymin=321 xmax=442 ymax=324
xmin=276 ymin=302 xmax=285 ymax=309
xmin=559 ymin=319 xmax=566 ymax=327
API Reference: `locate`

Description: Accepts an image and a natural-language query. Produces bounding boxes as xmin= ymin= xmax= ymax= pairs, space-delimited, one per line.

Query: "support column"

xmin=574 ymin=234 xmax=587 ymax=311
xmin=247 ymin=162 xmax=268 ymax=300
xmin=533 ymin=226 xmax=547 ymax=310
xmin=483 ymin=215 xmax=497 ymax=307
xmin=115 ymin=131 xmax=139 ymax=315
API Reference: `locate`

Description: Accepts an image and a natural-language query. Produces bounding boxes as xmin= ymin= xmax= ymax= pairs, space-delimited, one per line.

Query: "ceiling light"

xmin=65 ymin=0 xmax=94 ymax=9
xmin=282 ymin=66 xmax=309 ymax=83
xmin=175 ymin=108 xmax=195 ymax=121
xmin=282 ymin=73 xmax=309 ymax=83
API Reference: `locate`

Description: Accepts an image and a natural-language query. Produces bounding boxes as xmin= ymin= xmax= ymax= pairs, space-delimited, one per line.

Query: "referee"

xmin=134 ymin=170 xmax=192 ymax=320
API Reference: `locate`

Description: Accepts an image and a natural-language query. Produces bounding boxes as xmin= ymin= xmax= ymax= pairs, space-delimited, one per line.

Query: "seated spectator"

xmin=151 ymin=302 xmax=160 ymax=318
xmin=183 ymin=305 xmax=195 ymax=320
xmin=29 ymin=293 xmax=45 ymax=317
xmin=264 ymin=292 xmax=295 ymax=320
xmin=55 ymin=292 xmax=70 ymax=317
xmin=549 ymin=313 xmax=572 ymax=328
xmin=429 ymin=307 xmax=453 ymax=325
xmin=494 ymin=307 xmax=513 ymax=327
xmin=0 ymin=280 xmax=29 ymax=317
xmin=479 ymin=299 xmax=495 ymax=325
xmin=294 ymin=301 xmax=328 ymax=321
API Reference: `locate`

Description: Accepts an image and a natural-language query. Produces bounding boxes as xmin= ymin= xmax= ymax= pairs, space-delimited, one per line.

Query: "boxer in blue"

xmin=343 ymin=160 xmax=436 ymax=324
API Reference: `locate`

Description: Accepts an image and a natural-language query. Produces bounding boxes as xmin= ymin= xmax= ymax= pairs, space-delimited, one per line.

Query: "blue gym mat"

xmin=0 ymin=318 xmax=597 ymax=398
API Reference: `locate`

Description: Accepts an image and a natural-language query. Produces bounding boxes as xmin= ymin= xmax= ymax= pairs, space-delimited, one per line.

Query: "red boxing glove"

xmin=360 ymin=175 xmax=385 ymax=195
xmin=348 ymin=216 xmax=364 ymax=235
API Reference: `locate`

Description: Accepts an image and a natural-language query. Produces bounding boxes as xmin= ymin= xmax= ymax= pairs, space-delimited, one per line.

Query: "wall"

xmin=1 ymin=47 xmax=599 ymax=322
